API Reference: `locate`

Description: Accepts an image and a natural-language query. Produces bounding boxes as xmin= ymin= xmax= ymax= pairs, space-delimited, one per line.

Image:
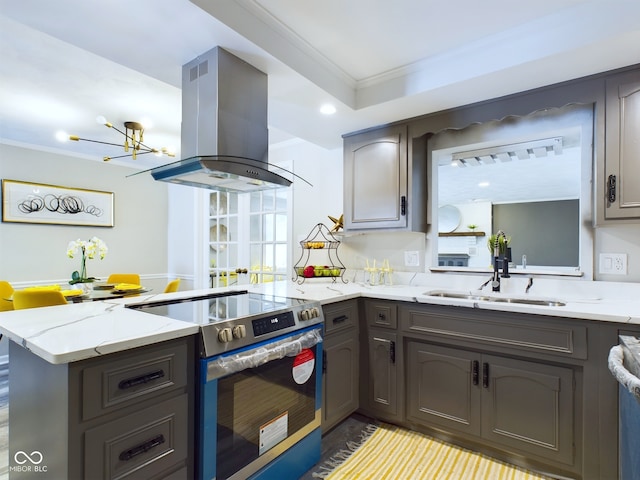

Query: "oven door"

xmin=198 ymin=326 xmax=323 ymax=480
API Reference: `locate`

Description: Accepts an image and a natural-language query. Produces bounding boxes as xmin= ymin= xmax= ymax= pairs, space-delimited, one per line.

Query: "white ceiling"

xmin=1 ymin=0 xmax=639 ymax=170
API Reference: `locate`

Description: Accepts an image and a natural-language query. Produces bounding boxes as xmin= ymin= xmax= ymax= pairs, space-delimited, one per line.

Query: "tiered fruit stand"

xmin=293 ymin=223 xmax=347 ymax=284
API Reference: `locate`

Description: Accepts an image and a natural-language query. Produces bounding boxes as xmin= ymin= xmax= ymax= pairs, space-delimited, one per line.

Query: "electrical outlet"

xmin=404 ymin=251 xmax=420 ymax=267
xmin=599 ymin=253 xmax=628 ymax=275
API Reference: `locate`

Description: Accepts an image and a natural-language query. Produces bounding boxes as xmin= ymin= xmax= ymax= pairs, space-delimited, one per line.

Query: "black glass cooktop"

xmin=127 ymin=291 xmax=307 ymax=325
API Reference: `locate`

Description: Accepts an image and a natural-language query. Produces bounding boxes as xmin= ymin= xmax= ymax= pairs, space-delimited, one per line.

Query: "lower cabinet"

xmin=366 ymin=329 xmax=399 ymax=420
xmin=8 ymin=336 xmax=194 ymax=480
xmin=322 ymin=300 xmax=359 ymax=431
xmin=407 ymin=342 xmax=574 ymax=466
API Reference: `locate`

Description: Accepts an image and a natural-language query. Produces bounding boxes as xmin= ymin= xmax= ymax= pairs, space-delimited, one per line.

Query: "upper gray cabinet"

xmin=604 ymin=70 xmax=640 ymax=220
xmin=343 ymin=124 xmax=427 ymax=231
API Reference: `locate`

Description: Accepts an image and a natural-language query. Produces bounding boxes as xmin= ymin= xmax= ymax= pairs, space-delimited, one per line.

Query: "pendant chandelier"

xmin=67 ymin=116 xmax=175 ymax=162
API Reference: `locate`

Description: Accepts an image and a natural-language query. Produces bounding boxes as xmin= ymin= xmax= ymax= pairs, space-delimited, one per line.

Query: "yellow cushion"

xmin=60 ymin=289 xmax=84 ymax=297
xmin=24 ymin=284 xmax=61 ymax=291
xmin=114 ymin=283 xmax=142 ymax=291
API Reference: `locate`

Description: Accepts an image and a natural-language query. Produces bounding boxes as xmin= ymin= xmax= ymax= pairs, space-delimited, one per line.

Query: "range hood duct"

xmin=150 ymin=47 xmax=293 ymax=192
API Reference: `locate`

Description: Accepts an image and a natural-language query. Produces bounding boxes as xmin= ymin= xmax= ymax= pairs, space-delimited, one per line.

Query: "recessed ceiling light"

xmin=320 ymin=104 xmax=336 ymax=115
xmin=478 ymin=181 xmax=490 ymax=187
xmin=55 ymin=131 xmax=68 ymax=142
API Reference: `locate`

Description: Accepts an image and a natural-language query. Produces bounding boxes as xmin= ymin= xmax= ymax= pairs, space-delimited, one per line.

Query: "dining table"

xmin=67 ymin=283 xmax=151 ymax=302
xmin=4 ymin=283 xmax=151 ymax=305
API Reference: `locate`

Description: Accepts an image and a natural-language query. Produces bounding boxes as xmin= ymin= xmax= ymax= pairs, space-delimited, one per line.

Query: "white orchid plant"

xmin=67 ymin=237 xmax=108 ymax=284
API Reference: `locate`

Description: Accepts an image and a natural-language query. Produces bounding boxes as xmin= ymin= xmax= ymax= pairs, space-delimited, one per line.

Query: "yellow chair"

xmin=163 ymin=278 xmax=180 ymax=293
xmin=107 ymin=273 xmax=141 ymax=285
xmin=13 ymin=290 xmax=69 ymax=310
xmin=0 ymin=281 xmax=15 ymax=312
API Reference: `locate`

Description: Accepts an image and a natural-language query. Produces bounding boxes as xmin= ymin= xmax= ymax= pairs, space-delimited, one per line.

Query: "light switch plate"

xmin=599 ymin=253 xmax=628 ymax=275
xmin=404 ymin=251 xmax=420 ymax=267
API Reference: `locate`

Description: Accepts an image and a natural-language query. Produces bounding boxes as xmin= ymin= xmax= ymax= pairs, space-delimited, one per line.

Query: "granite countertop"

xmin=1 ymin=276 xmax=640 ymax=365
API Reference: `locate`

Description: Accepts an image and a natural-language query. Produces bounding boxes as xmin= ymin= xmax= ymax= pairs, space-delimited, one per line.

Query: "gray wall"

xmin=0 ymin=144 xmax=169 ymax=285
xmin=493 ymin=200 xmax=579 ymax=266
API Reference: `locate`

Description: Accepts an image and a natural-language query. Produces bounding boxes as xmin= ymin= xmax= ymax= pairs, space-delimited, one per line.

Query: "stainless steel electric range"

xmin=128 ymin=290 xmax=324 ymax=480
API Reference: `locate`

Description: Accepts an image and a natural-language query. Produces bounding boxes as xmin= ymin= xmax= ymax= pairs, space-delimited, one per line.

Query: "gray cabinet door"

xmin=343 ymin=124 xmax=408 ymax=230
xmin=481 ymin=354 xmax=574 ymax=466
xmin=406 ymin=342 xmax=481 ymax=436
xmin=367 ymin=329 xmax=398 ymax=418
xmin=405 ymin=342 xmax=575 ymax=468
xmin=605 ymin=70 xmax=640 ymax=219
xmin=323 ymin=329 xmax=359 ymax=431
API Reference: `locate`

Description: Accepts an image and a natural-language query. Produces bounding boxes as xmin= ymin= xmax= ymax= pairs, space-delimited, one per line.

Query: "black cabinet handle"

xmin=482 ymin=363 xmax=489 ymax=388
xmin=333 ymin=315 xmax=348 ymax=324
xmin=322 ymin=350 xmax=327 ymax=373
xmin=118 ymin=370 xmax=165 ymax=390
xmin=401 ymin=196 xmax=407 ymax=216
xmin=472 ymin=360 xmax=479 ymax=386
xmin=607 ymin=175 xmax=617 ymax=204
xmin=390 ymin=341 xmax=396 ymax=364
xmin=119 ymin=434 xmax=165 ymax=461
xmin=378 ymin=313 xmax=386 ymax=322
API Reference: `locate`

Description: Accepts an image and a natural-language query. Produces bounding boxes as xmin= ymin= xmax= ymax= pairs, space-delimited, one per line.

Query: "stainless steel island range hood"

xmin=149 ymin=47 xmax=293 ymax=192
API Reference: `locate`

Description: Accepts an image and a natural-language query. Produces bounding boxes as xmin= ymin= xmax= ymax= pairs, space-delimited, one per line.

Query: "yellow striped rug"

xmin=315 ymin=423 xmax=555 ymax=480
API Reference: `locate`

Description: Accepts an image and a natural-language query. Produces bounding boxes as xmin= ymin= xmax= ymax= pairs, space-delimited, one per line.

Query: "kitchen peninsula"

xmin=1 ymin=276 xmax=639 ymax=479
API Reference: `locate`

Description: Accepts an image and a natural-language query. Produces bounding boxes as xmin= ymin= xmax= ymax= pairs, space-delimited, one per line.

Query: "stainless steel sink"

xmin=423 ymin=290 xmax=566 ymax=307
xmin=489 ymin=297 xmax=566 ymax=307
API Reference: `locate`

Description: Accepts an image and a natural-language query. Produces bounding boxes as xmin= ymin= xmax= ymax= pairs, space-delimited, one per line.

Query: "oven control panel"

xmin=252 ymin=311 xmax=296 ymax=336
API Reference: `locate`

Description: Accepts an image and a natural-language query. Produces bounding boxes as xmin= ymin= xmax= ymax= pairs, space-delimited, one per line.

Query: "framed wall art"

xmin=1 ymin=179 xmax=114 ymax=227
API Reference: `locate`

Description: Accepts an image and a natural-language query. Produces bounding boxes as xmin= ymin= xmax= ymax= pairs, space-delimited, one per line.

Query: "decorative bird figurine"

xmin=328 ymin=214 xmax=344 ymax=232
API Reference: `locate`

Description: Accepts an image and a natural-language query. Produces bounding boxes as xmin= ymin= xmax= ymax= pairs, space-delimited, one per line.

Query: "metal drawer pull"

xmin=333 ymin=315 xmax=348 ymax=324
xmin=118 ymin=369 xmax=165 ymax=390
xmin=472 ymin=360 xmax=479 ymax=386
xmin=119 ymin=434 xmax=165 ymax=461
xmin=401 ymin=195 xmax=406 ymax=216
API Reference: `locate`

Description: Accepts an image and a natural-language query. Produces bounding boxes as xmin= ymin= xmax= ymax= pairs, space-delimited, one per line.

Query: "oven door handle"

xmin=206 ymin=328 xmax=323 ymax=381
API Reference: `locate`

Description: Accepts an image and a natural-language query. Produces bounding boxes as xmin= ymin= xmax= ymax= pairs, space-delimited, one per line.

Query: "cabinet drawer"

xmin=323 ymin=299 xmax=359 ymax=334
xmin=82 ymin=341 xmax=188 ymax=421
xmin=84 ymin=394 xmax=188 ymax=480
xmin=401 ymin=305 xmax=587 ymax=359
xmin=366 ymin=300 xmax=398 ymax=329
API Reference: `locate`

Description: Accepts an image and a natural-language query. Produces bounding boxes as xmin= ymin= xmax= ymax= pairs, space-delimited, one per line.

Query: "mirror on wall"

xmin=429 ymin=103 xmax=594 ymax=276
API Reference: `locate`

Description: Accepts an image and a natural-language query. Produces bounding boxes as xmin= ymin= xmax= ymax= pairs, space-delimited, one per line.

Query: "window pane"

xmin=250 ymin=192 xmax=261 ymax=213
xmin=275 ymin=190 xmax=287 ymax=210
xmin=264 ymin=214 xmax=275 ymax=242
xmin=275 ymin=213 xmax=287 ymax=242
xmin=250 ymin=214 xmax=261 ymax=242
xmin=263 ymin=244 xmax=274 ymax=270
xmin=263 ymin=190 xmax=275 ymax=211
xmin=275 ymin=244 xmax=287 ymax=272
xmin=228 ymin=193 xmax=238 ymax=214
